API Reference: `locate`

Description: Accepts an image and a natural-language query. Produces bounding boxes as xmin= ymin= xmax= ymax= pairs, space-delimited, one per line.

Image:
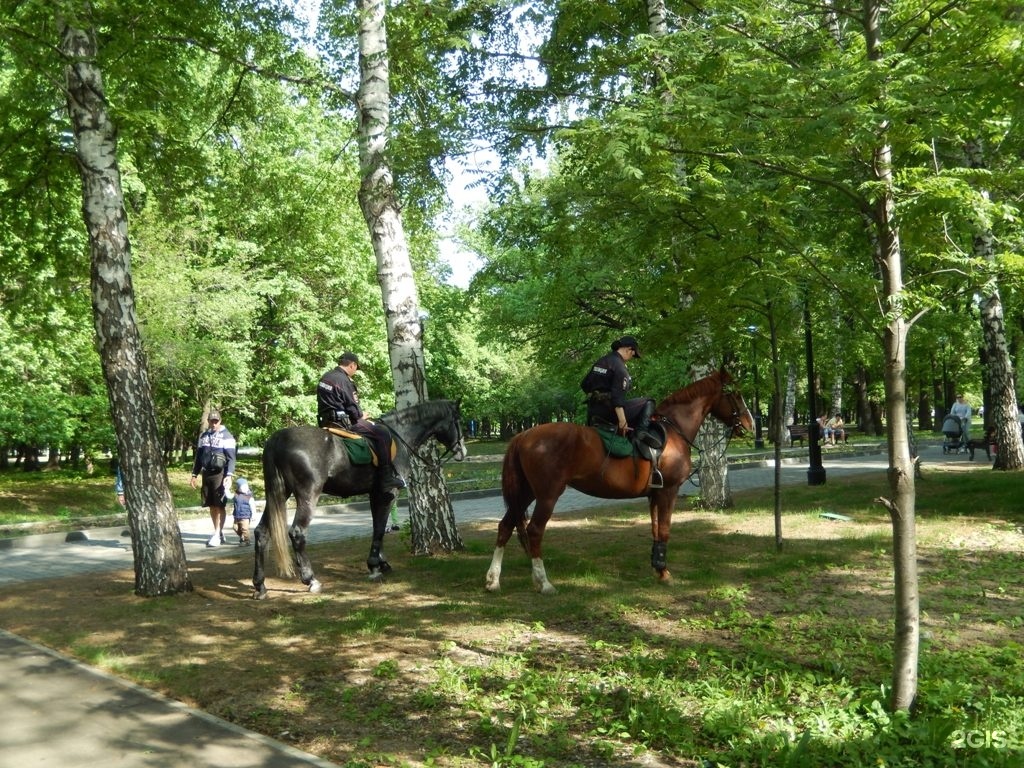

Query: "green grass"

xmin=2 ymin=465 xmax=1022 ymax=767
xmin=0 ymin=456 xmax=267 ymax=532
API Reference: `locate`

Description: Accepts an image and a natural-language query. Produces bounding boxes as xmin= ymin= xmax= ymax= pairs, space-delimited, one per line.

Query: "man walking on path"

xmin=189 ymin=409 xmax=237 ymax=548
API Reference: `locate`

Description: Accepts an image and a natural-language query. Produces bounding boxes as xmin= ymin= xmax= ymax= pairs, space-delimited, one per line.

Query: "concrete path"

xmin=0 ymin=443 xmax=970 ymax=767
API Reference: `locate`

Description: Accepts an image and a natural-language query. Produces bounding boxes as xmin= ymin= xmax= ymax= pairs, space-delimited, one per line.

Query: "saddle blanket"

xmin=593 ymin=426 xmax=635 ymax=458
xmin=323 ymin=426 xmax=377 ymax=466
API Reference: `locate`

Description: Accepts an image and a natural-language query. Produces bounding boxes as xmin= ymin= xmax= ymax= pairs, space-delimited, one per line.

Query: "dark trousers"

xmin=351 ymin=419 xmax=394 ymax=468
xmin=586 ymin=396 xmax=652 ymax=430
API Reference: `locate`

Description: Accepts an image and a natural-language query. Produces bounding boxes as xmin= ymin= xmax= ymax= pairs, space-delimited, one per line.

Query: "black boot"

xmin=379 ymin=464 xmax=406 ymax=491
xmin=638 ymin=398 xmax=656 ymax=426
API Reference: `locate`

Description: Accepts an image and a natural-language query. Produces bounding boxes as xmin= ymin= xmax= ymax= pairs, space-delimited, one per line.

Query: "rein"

xmin=657 ymin=384 xmax=747 ymax=468
xmin=376 ymin=410 xmax=462 ymax=470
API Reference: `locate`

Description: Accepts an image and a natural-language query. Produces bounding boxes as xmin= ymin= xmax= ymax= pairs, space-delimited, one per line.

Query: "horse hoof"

xmin=656 ymin=569 xmax=673 ymax=584
xmin=251 ymin=588 xmax=268 ymax=600
xmin=368 ymin=569 xmax=386 ymax=582
xmin=537 ymin=583 xmax=557 ymax=595
xmin=484 ymin=580 xmax=500 ymax=593
xmin=308 ymin=579 xmax=322 ymax=594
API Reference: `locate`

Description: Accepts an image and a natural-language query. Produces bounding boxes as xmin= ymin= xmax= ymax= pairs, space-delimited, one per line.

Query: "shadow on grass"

xmin=0 ymin=473 xmax=1021 ymax=768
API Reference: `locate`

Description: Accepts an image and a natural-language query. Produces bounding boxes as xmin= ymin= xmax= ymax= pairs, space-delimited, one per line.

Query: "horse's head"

xmin=437 ymin=399 xmax=468 ymax=461
xmin=380 ymin=400 xmax=467 ymax=462
xmin=712 ymin=372 xmax=755 ymax=438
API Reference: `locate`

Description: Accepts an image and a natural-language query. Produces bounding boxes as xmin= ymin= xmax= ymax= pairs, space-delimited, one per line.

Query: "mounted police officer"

xmin=317 ymin=352 xmax=405 ymax=492
xmin=581 ymin=335 xmax=664 ymax=487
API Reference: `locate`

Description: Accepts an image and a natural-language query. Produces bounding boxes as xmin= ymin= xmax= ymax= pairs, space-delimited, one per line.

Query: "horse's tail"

xmin=501 ymin=436 xmax=531 ymax=552
xmin=262 ymin=450 xmax=295 ymax=579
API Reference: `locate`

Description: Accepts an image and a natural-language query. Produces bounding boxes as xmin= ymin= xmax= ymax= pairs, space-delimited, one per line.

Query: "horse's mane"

xmin=656 ymin=370 xmax=730 ymax=411
xmin=380 ymin=399 xmax=457 ymax=426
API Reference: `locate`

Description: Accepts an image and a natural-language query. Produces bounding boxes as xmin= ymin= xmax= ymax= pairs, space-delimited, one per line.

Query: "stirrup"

xmin=649 ymin=469 xmax=664 ymax=489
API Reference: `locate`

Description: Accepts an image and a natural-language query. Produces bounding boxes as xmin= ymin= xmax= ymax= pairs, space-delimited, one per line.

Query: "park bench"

xmin=788 ymin=424 xmax=849 ymax=447
xmin=788 ymin=424 xmax=810 ymax=446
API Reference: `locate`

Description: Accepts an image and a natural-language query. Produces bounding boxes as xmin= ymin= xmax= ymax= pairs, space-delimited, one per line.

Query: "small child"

xmin=232 ymin=477 xmax=257 ymax=546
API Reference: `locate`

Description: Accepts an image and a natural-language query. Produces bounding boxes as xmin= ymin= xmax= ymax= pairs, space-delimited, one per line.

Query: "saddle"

xmin=591 ymin=421 xmax=668 ymax=488
xmin=322 ymin=426 xmax=396 ymax=466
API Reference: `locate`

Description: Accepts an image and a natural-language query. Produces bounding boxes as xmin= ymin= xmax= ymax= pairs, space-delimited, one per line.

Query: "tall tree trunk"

xmin=854 ymin=363 xmax=878 ymax=434
xmin=60 ymin=11 xmax=191 ymax=596
xmin=781 ymin=363 xmax=796 ymax=443
xmin=646 ymin=0 xmax=667 ymax=37
xmin=644 ymin=0 xmax=733 ymax=508
xmin=829 ymin=377 xmax=843 ymax=419
xmin=861 ymin=0 xmax=918 ymax=713
xmin=694 ymin=418 xmax=731 ymax=509
xmin=768 ymin=313 xmax=784 ymax=551
xmin=963 ymin=139 xmax=1023 ymax=470
xmin=355 ymin=0 xmax=461 ymax=554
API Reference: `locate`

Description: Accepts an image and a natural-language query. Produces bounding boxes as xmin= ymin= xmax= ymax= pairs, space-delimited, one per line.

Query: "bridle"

xmin=377 ymin=405 xmax=465 ymax=469
xmin=652 ymin=382 xmax=746 ymax=486
xmin=720 ymin=384 xmax=749 ymax=437
xmin=657 ymin=382 xmax=748 ymax=450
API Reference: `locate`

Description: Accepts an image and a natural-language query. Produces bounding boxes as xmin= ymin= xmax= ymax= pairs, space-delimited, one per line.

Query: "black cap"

xmin=612 ymin=335 xmax=641 ymax=358
xmin=338 ymin=352 xmax=360 ymax=367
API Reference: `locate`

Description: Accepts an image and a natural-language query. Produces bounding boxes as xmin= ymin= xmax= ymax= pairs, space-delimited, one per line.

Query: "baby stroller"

xmin=941 ymin=414 xmax=967 ymax=454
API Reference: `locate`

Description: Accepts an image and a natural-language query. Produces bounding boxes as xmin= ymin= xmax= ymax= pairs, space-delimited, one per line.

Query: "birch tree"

xmin=355 ymin=0 xmax=461 ymax=553
xmin=59 ymin=6 xmax=191 ymax=596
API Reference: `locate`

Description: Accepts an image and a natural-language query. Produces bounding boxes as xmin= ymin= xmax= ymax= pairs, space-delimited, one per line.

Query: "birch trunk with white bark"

xmin=964 ymin=139 xmax=1023 ymax=470
xmin=60 ymin=11 xmax=191 ymax=596
xmin=356 ymin=0 xmax=461 ymax=553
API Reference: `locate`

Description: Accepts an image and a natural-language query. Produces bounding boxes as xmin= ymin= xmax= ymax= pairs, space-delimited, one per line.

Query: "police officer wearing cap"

xmin=581 ymin=335 xmax=654 ymax=434
xmin=581 ymin=335 xmax=663 ymax=487
xmin=317 ymin=352 xmax=406 ymax=492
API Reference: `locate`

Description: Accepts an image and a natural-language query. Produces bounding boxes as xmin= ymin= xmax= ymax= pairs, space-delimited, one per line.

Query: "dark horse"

xmin=253 ymin=399 xmax=466 ymax=599
xmin=485 ymin=370 xmax=753 ymax=594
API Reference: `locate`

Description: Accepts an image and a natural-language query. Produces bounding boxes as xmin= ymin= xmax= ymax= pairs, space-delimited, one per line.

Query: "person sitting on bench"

xmin=824 ymin=413 xmax=846 ymax=445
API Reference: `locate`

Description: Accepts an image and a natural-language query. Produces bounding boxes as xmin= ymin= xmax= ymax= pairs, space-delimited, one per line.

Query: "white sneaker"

xmin=206 ymin=534 xmax=221 ymax=548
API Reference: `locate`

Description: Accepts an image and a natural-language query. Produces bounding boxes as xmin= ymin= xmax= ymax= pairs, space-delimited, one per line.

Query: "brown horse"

xmin=485 ymin=369 xmax=753 ymax=594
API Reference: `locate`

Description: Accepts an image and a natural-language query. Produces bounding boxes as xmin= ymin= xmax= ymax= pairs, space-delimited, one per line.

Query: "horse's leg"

xmin=485 ymin=476 xmax=536 ymax=593
xmin=484 ymin=546 xmax=505 ymax=592
xmin=524 ymin=495 xmax=559 ymax=595
xmin=366 ymin=490 xmax=394 ymax=581
xmin=252 ymin=516 xmax=270 ymax=600
xmin=648 ymin=487 xmax=677 ymax=583
xmin=289 ymin=497 xmax=320 ymax=593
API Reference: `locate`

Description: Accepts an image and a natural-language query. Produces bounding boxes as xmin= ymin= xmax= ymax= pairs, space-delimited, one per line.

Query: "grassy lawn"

xmin=0 ymin=463 xmax=1020 ymax=767
xmin=0 ymin=455 xmax=266 ymax=532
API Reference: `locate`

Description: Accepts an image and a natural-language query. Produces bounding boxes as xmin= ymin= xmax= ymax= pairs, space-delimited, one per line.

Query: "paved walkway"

xmin=0 ymin=444 xmax=969 ymax=767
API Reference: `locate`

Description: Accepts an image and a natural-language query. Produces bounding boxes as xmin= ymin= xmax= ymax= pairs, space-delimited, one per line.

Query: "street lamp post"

xmin=804 ymin=299 xmax=826 ymax=486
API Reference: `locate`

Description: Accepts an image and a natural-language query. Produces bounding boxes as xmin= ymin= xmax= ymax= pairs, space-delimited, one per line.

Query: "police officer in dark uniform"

xmin=317 ymin=352 xmax=406 ymax=491
xmin=581 ymin=336 xmax=653 ymax=433
xmin=581 ymin=335 xmax=663 ymax=487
